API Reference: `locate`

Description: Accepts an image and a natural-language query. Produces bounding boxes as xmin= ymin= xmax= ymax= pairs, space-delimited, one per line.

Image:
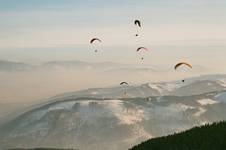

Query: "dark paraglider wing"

xmin=174 ymin=62 xmax=192 ymax=70
xmin=137 ymin=47 xmax=149 ymax=52
xmin=134 ymin=20 xmax=141 ymax=27
xmin=90 ymin=38 xmax=102 ymax=44
xmin=120 ymin=82 xmax=129 ymax=85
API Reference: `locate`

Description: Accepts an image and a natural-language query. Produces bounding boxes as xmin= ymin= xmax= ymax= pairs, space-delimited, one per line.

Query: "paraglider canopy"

xmin=90 ymin=38 xmax=102 ymax=44
xmin=174 ymin=62 xmax=192 ymax=70
xmin=137 ymin=47 xmax=149 ymax=52
xmin=134 ymin=20 xmax=141 ymax=27
xmin=120 ymin=82 xmax=129 ymax=85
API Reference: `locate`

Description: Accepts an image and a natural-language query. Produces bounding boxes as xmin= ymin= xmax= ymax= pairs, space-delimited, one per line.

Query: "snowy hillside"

xmin=1 ymin=75 xmax=226 ymax=150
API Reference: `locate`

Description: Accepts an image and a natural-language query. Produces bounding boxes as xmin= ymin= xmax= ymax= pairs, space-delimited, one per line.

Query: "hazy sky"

xmin=0 ymin=0 xmax=226 ymax=104
xmin=0 ymin=0 xmax=226 ymax=68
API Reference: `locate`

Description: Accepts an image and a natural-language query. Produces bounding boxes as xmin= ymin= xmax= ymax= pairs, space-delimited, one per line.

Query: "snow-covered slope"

xmin=1 ymin=74 xmax=226 ymax=150
xmin=49 ymin=74 xmax=226 ymax=102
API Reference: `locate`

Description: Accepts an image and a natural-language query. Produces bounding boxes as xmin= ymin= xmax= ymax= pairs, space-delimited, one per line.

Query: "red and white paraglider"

xmin=136 ymin=47 xmax=149 ymax=61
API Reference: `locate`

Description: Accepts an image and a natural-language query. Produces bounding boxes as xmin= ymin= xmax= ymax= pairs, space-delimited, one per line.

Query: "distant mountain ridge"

xmin=0 ymin=60 xmax=157 ymax=72
xmin=48 ymin=74 xmax=226 ymax=101
xmin=0 ymin=60 xmax=33 ymax=71
xmin=0 ymin=60 xmax=211 ymax=74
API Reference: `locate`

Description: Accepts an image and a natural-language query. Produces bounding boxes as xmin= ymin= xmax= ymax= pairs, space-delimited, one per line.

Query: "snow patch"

xmin=194 ymin=107 xmax=206 ymax=116
xmin=48 ymin=101 xmax=75 ymax=111
xmin=197 ymin=99 xmax=219 ymax=106
xmin=174 ymin=103 xmax=194 ymax=111
xmin=148 ymin=84 xmax=163 ymax=93
xmin=104 ymin=100 xmax=145 ymax=125
xmin=218 ymin=79 xmax=226 ymax=87
xmin=91 ymin=91 xmax=98 ymax=95
xmin=215 ymin=92 xmax=226 ymax=103
xmin=149 ymin=82 xmax=184 ymax=95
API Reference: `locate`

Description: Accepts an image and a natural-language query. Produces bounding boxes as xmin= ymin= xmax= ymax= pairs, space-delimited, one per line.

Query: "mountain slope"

xmin=1 ymin=75 xmax=226 ymax=150
xmin=130 ymin=121 xmax=226 ymax=150
xmin=1 ymin=91 xmax=226 ymax=150
xmin=48 ymin=74 xmax=226 ymax=101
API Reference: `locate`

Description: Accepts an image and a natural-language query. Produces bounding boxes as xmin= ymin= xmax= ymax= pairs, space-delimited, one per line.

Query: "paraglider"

xmin=134 ymin=19 xmax=141 ymax=37
xmin=90 ymin=38 xmax=102 ymax=53
xmin=136 ymin=47 xmax=149 ymax=61
xmin=174 ymin=62 xmax=192 ymax=82
xmin=120 ymin=82 xmax=129 ymax=96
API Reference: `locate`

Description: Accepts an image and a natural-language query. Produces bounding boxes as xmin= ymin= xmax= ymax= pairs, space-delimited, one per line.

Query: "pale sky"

xmin=1 ymin=0 xmax=226 ymax=103
xmin=0 ymin=0 xmax=226 ymax=69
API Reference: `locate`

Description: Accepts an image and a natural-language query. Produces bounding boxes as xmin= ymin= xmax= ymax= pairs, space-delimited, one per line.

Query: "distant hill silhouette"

xmin=130 ymin=121 xmax=226 ymax=150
